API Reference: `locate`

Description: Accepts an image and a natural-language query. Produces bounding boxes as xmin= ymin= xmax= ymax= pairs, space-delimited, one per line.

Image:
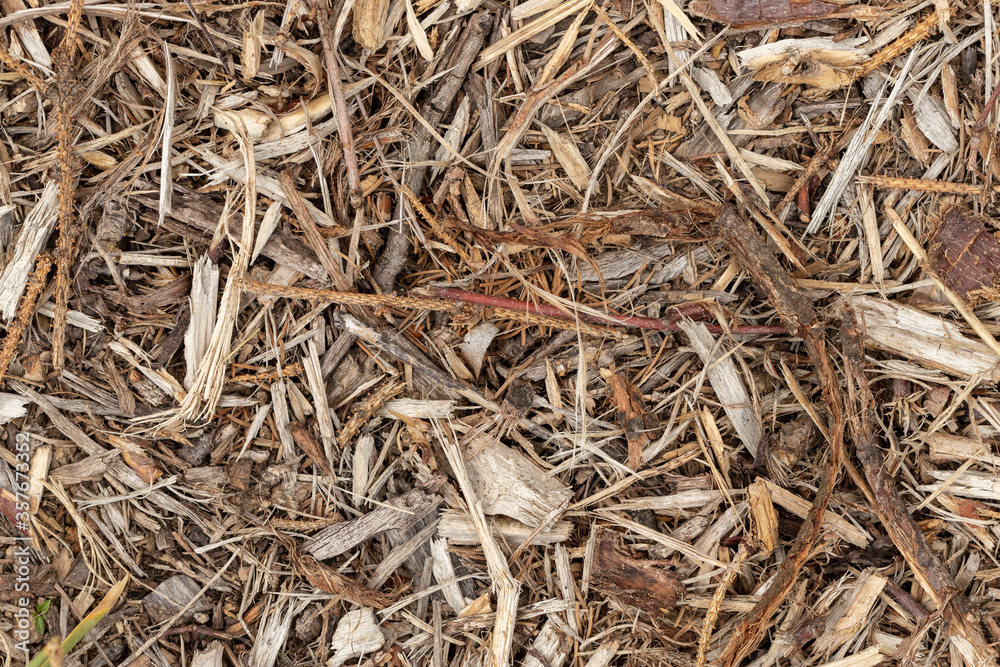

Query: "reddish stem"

xmin=428 ymin=287 xmax=788 ymax=335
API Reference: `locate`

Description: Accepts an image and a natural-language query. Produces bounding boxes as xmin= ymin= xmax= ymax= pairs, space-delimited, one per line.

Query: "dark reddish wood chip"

xmin=689 ymin=0 xmax=854 ymax=29
xmin=590 ymin=528 xmax=684 ymax=613
xmin=929 ymin=206 xmax=1000 ymax=304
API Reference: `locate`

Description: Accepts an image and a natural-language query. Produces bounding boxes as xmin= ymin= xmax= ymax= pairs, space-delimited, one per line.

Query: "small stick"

xmin=427 ymin=287 xmax=788 ymax=335
xmin=841 ymin=311 xmax=997 ymax=663
xmin=308 ymin=0 xmax=362 ymax=205
xmin=181 ymin=0 xmax=235 ymax=80
xmin=238 ymin=279 xmax=788 ymax=335
xmin=714 ymin=207 xmax=845 ymax=667
xmin=0 ymin=254 xmax=52 ymax=387
xmin=856 ymin=175 xmax=984 ymax=195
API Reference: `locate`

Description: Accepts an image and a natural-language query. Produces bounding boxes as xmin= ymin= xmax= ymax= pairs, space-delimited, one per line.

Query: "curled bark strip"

xmin=713 ymin=207 xmax=844 ymax=667
xmin=840 ymin=309 xmax=998 ymax=667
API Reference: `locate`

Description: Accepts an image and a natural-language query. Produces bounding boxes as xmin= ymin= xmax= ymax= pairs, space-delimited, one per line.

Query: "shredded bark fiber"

xmin=1 ymin=0 xmax=999 ymax=665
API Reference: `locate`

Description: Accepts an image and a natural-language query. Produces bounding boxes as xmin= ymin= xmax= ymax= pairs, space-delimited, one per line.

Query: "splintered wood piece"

xmin=290 ymin=423 xmax=334 ymax=479
xmin=747 ymin=479 xmax=778 ymax=552
xmin=844 ymin=295 xmax=1000 ymax=381
xmin=679 ymin=321 xmax=763 ymax=458
xmin=813 ymin=570 xmax=887 ymax=655
xmin=191 ymin=642 xmax=224 ymax=667
xmin=522 ymin=622 xmax=571 ymax=667
xmin=738 ymin=38 xmax=867 ymax=90
xmin=464 ymin=433 xmax=572 ymax=526
xmin=601 ymin=369 xmax=659 ymax=469
xmin=0 ymin=393 xmax=28 ymax=425
xmin=437 ymin=509 xmax=572 ymax=545
xmin=928 ymin=206 xmax=1000 ymax=304
xmin=328 ymin=609 xmax=385 ymax=667
xmin=302 ymin=479 xmax=443 ymax=559
xmin=591 ymin=528 xmax=684 ymax=613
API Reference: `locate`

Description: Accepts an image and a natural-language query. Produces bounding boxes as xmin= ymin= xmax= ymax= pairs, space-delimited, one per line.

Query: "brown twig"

xmin=714 ymin=207 xmax=845 ymax=667
xmin=181 ymin=0 xmax=235 ymax=80
xmin=426 ymin=287 xmax=788 ymax=335
xmin=238 ymin=279 xmax=789 ymax=335
xmin=0 ymin=254 xmax=52 ymax=387
xmin=308 ymin=0 xmax=362 ymax=205
xmin=840 ymin=308 xmax=998 ymax=666
xmin=50 ymin=0 xmax=86 ymax=373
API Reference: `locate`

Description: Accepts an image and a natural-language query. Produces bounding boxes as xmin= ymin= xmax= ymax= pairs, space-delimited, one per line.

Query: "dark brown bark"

xmin=591 ymin=528 xmax=684 ymax=612
xmin=928 ymin=205 xmax=1000 ymax=304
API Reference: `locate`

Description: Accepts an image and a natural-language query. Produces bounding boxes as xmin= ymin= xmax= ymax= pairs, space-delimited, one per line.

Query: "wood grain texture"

xmin=303 ymin=479 xmax=444 ymax=560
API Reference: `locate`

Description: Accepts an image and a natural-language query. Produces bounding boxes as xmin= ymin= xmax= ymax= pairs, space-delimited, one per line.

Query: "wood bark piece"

xmin=464 ymin=433 xmax=572 ymax=527
xmin=928 ymin=206 xmax=1000 ymax=304
xmin=713 ymin=207 xmax=845 ymax=667
xmin=191 ymin=642 xmax=224 ymax=667
xmin=590 ymin=528 xmax=684 ymax=613
xmin=143 ymin=574 xmax=212 ymax=623
xmin=303 ymin=479 xmax=443 ymax=560
xmin=601 ymin=369 xmax=658 ymax=468
xmin=134 ymin=191 xmax=329 ymax=282
xmin=841 ymin=310 xmax=998 ymax=667
xmin=688 ymin=0 xmax=861 ymax=30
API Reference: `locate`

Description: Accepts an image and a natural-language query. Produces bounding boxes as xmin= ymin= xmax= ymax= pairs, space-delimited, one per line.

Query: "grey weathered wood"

xmin=303 ymin=481 xmax=443 ymax=560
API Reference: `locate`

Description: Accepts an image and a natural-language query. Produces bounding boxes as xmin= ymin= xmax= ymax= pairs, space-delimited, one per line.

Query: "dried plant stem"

xmin=856 ymin=175 xmax=984 ymax=194
xmin=0 ymin=254 xmax=52 ymax=387
xmin=50 ymin=0 xmax=86 ymax=373
xmin=427 ymin=287 xmax=788 ymax=335
xmin=841 ymin=312 xmax=998 ymax=666
xmin=308 ymin=0 xmax=361 ymax=204
xmin=238 ymin=279 xmax=789 ymax=335
xmin=856 ymin=11 xmax=938 ymax=78
xmin=697 ymin=540 xmax=751 ymax=667
xmin=181 ymin=0 xmax=234 ymax=79
xmin=714 ymin=207 xmax=845 ymax=667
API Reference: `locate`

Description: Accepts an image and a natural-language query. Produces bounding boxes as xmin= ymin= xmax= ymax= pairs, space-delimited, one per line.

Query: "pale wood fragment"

xmin=845 ymin=295 xmax=1000 ymax=381
xmin=464 ymin=433 xmax=572 ymax=527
